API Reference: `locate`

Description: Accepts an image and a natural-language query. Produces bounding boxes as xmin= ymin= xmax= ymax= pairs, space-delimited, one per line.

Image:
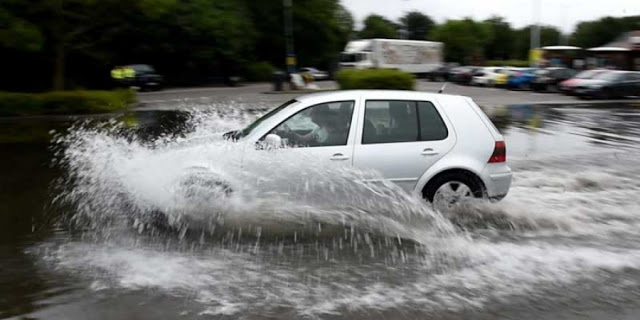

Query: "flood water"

xmin=2 ymin=102 xmax=640 ymax=319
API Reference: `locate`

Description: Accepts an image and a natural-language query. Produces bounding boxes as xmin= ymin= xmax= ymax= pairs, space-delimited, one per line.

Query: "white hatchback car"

xmin=226 ymin=90 xmax=512 ymax=207
xmin=471 ymin=67 xmax=503 ymax=86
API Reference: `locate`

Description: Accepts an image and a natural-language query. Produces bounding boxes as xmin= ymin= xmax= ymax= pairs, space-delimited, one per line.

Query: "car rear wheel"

xmin=423 ymin=173 xmax=484 ymax=211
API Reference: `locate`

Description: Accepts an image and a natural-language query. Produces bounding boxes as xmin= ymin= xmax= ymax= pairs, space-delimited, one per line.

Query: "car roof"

xmin=294 ymin=90 xmax=464 ymax=104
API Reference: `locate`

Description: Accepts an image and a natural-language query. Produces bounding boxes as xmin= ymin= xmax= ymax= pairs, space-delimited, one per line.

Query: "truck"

xmin=339 ymin=39 xmax=443 ymax=75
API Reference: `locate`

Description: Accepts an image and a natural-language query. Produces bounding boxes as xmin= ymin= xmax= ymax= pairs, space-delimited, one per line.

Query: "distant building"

xmin=587 ymin=30 xmax=640 ymax=71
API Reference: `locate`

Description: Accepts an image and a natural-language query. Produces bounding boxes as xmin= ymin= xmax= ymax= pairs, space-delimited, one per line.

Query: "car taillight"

xmin=488 ymin=141 xmax=506 ymax=163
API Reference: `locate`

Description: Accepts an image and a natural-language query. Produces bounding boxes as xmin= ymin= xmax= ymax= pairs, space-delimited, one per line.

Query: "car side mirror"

xmin=263 ymin=133 xmax=283 ymax=148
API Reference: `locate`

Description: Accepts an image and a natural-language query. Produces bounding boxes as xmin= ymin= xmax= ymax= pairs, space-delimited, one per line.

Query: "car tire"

xmin=423 ymin=172 xmax=484 ymax=210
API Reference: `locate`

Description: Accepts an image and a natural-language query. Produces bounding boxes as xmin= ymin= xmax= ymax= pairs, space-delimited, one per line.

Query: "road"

xmin=136 ymin=80 xmax=637 ymax=110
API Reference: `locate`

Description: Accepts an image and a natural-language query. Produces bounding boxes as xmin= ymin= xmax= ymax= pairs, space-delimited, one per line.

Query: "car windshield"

xmin=238 ymin=99 xmax=298 ymax=138
xmin=340 ymin=53 xmax=358 ymax=62
xmin=593 ymin=71 xmax=623 ymax=81
xmin=575 ymin=70 xmax=601 ymax=79
xmin=129 ymin=64 xmax=154 ymax=72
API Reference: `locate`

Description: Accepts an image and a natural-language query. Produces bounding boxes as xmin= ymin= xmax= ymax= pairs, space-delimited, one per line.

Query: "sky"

xmin=342 ymin=0 xmax=640 ymax=33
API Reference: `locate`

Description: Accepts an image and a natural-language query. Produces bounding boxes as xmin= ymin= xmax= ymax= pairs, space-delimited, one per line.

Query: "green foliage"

xmin=399 ymin=11 xmax=435 ymax=40
xmin=483 ymin=16 xmax=514 ymax=60
xmin=0 ymin=90 xmax=136 ymax=116
xmin=512 ymin=25 xmax=563 ymax=60
xmin=1 ymin=0 xmax=353 ymax=91
xmin=430 ymin=18 xmax=492 ymax=63
xmin=245 ymin=62 xmax=276 ymax=82
xmin=336 ymin=69 xmax=415 ymax=90
xmin=359 ymin=14 xmax=398 ymax=39
xmin=0 ymin=6 xmax=43 ymax=52
xmin=486 ymin=60 xmax=530 ymax=67
xmin=570 ymin=16 xmax=640 ymax=48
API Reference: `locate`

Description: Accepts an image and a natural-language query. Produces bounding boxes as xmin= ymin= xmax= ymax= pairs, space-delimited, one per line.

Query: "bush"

xmin=0 ymin=89 xmax=136 ymax=116
xmin=486 ymin=60 xmax=530 ymax=67
xmin=336 ymin=69 xmax=415 ymax=90
xmin=245 ymin=61 xmax=277 ymax=82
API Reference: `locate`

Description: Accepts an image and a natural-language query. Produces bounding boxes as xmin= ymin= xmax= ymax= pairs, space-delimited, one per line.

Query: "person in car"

xmin=278 ymin=105 xmax=344 ymax=147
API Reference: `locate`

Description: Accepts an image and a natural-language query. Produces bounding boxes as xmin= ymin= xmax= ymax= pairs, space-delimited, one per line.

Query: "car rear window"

xmin=418 ymin=101 xmax=448 ymax=141
xmin=362 ymin=100 xmax=447 ymax=144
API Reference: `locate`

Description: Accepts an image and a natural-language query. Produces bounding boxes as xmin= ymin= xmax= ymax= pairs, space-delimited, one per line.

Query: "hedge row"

xmin=486 ymin=60 xmax=531 ymax=67
xmin=336 ymin=69 xmax=415 ymax=90
xmin=0 ymin=89 xmax=136 ymax=116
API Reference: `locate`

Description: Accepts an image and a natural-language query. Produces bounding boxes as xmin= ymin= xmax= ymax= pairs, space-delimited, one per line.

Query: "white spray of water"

xmin=39 ymin=106 xmax=640 ymax=317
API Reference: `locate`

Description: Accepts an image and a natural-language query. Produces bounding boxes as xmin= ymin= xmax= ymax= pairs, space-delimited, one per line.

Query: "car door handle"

xmin=330 ymin=153 xmax=350 ymax=161
xmin=421 ymin=148 xmax=439 ymax=156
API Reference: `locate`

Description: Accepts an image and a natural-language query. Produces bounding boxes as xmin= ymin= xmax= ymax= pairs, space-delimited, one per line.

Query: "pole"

xmin=530 ymin=0 xmax=541 ymax=67
xmin=283 ymin=0 xmax=296 ymax=74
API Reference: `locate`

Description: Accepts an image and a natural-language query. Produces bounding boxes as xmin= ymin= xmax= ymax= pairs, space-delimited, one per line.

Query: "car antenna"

xmin=438 ymin=82 xmax=447 ymax=93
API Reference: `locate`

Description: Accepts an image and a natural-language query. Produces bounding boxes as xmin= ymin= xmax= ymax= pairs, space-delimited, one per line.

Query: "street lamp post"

xmin=283 ymin=0 xmax=296 ymax=74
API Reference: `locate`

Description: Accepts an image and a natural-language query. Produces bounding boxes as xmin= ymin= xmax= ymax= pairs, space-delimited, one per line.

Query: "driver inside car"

xmin=276 ymin=105 xmax=344 ymax=147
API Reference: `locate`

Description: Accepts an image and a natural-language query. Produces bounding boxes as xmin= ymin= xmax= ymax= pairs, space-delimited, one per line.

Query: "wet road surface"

xmin=1 ymin=101 xmax=640 ymax=319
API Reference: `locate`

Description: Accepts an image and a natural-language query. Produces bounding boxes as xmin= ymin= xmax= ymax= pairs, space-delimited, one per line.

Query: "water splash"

xmin=37 ymin=106 xmax=640 ymax=318
xmin=52 ymin=107 xmax=458 ymax=245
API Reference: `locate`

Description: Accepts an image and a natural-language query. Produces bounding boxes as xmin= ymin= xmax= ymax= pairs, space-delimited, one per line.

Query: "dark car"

xmin=426 ymin=63 xmax=459 ymax=82
xmin=531 ymin=67 xmax=576 ymax=92
xmin=125 ymin=64 xmax=164 ymax=91
xmin=450 ymin=66 xmax=480 ymax=85
xmin=558 ymin=69 xmax=607 ymax=95
xmin=574 ymin=71 xmax=640 ymax=99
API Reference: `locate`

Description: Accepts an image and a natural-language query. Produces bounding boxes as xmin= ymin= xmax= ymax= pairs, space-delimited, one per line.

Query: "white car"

xmin=225 ymin=90 xmax=512 ymax=207
xmin=300 ymin=67 xmax=329 ymax=81
xmin=471 ymin=67 xmax=503 ymax=86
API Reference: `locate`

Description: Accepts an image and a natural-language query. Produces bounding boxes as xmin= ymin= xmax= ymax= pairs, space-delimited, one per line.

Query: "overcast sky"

xmin=342 ymin=0 xmax=640 ymax=33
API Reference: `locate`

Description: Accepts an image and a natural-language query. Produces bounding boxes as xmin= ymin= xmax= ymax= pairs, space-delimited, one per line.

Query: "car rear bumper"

xmin=482 ymin=165 xmax=512 ymax=200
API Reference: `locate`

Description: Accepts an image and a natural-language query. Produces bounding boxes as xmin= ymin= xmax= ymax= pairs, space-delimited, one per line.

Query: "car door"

xmin=352 ymin=99 xmax=455 ymax=192
xmin=261 ymin=100 xmax=358 ymax=164
xmin=629 ymin=72 xmax=640 ymax=97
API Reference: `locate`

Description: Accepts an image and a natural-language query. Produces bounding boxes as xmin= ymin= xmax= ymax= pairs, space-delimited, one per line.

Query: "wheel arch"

xmin=416 ymin=164 xmax=487 ymax=197
xmin=420 ymin=168 xmax=487 ymax=200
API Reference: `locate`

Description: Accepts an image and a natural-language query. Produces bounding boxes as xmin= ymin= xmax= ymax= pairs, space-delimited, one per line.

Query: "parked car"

xmin=558 ymin=69 xmax=607 ymax=95
xmin=574 ymin=71 xmax=640 ymax=99
xmin=450 ymin=66 xmax=480 ymax=85
xmin=223 ymin=90 xmax=512 ymax=210
xmin=426 ymin=63 xmax=460 ymax=82
xmin=506 ymin=68 xmax=537 ymax=90
xmin=471 ymin=67 xmax=503 ymax=86
xmin=124 ymin=64 xmax=164 ymax=91
xmin=493 ymin=68 xmax=514 ymax=88
xmin=531 ymin=67 xmax=577 ymax=92
xmin=300 ymin=67 xmax=329 ymax=81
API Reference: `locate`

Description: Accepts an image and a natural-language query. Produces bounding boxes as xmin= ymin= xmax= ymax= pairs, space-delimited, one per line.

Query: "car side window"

xmin=362 ymin=100 xmax=418 ymax=144
xmin=418 ymin=101 xmax=448 ymax=141
xmin=267 ymin=101 xmax=354 ymax=148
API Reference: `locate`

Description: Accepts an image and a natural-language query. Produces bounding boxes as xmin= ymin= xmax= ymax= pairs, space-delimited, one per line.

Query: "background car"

xmin=471 ymin=67 xmax=503 ymax=86
xmin=493 ymin=68 xmax=516 ymax=87
xmin=300 ymin=67 xmax=329 ymax=81
xmin=558 ymin=69 xmax=607 ymax=95
xmin=125 ymin=64 xmax=164 ymax=90
xmin=506 ymin=68 xmax=537 ymax=90
xmin=426 ymin=63 xmax=459 ymax=82
xmin=531 ymin=67 xmax=577 ymax=92
xmin=574 ymin=71 xmax=640 ymax=99
xmin=450 ymin=66 xmax=480 ymax=85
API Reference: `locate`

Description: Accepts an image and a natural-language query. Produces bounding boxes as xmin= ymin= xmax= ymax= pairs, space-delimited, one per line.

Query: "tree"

xmin=512 ymin=25 xmax=562 ymax=60
xmin=399 ymin=11 xmax=434 ymax=40
xmin=482 ymin=16 xmax=514 ymax=60
xmin=359 ymin=14 xmax=398 ymax=39
xmin=244 ymin=0 xmax=351 ymax=70
xmin=571 ymin=16 xmax=640 ymax=48
xmin=430 ymin=18 xmax=492 ymax=63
